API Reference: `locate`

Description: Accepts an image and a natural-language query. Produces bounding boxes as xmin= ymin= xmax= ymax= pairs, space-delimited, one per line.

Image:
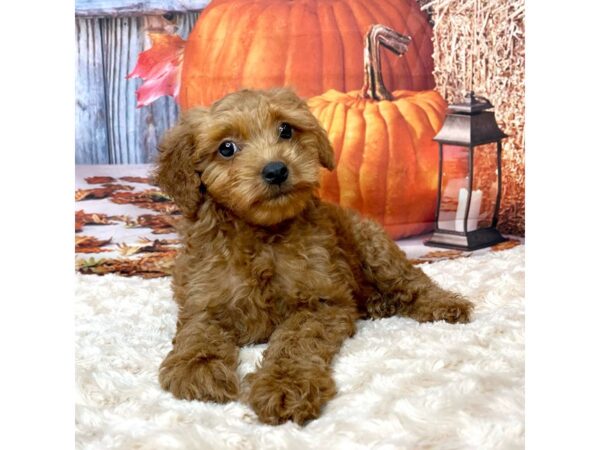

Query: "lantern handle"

xmin=449 ymin=92 xmax=494 ymax=114
xmin=361 ymin=24 xmax=411 ymax=101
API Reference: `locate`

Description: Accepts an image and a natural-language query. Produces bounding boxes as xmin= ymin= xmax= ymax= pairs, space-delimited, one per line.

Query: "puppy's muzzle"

xmin=262 ymin=161 xmax=289 ymax=185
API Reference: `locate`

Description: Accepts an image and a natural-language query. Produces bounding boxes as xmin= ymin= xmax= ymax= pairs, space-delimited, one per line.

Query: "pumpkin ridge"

xmin=359 ymin=102 xmax=389 ymax=224
xmin=418 ymin=92 xmax=448 ymax=128
xmin=332 ymin=0 xmax=363 ymax=92
xmin=398 ymin=98 xmax=440 ymax=204
xmin=394 ymin=100 xmax=431 ymax=176
xmin=200 ymin=2 xmax=241 ymax=105
xmin=413 ymin=92 xmax=448 ymax=135
xmin=309 ymin=103 xmax=328 ymax=131
xmin=403 ymin=93 xmax=438 ymax=134
xmin=241 ymin=2 xmax=291 ymax=91
xmin=317 ymin=2 xmax=345 ymax=92
xmin=204 ymin=2 xmax=246 ymax=105
xmin=387 ymin=102 xmax=419 ymax=226
xmin=315 ymin=3 xmax=325 ymax=95
xmin=224 ymin=4 xmax=264 ymax=91
xmin=180 ymin=7 xmax=214 ymax=107
xmin=378 ymin=101 xmax=402 ymax=225
xmin=413 ymin=94 xmax=444 ymax=132
xmin=284 ymin=1 xmax=322 ymax=96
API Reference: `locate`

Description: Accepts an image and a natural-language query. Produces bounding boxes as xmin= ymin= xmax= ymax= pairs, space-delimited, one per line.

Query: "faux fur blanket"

xmin=75 ymin=246 xmax=524 ymax=449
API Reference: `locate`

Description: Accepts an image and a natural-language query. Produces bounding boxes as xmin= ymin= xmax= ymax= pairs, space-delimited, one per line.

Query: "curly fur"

xmin=154 ymin=88 xmax=473 ymax=425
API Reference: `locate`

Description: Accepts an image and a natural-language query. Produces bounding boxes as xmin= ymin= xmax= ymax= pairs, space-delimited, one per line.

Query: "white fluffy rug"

xmin=75 ymin=246 xmax=524 ymax=450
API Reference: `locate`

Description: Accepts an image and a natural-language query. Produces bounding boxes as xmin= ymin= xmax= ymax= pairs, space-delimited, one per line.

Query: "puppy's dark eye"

xmin=218 ymin=141 xmax=239 ymax=158
xmin=278 ymin=122 xmax=293 ymax=139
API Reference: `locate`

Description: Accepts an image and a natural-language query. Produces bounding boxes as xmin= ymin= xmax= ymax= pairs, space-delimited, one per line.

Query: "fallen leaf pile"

xmin=75 ymin=173 xmax=522 ymax=279
xmin=77 ymin=252 xmax=176 ymax=278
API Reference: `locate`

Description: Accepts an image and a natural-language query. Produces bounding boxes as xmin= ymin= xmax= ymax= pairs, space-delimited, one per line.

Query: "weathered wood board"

xmin=76 ymin=18 xmax=110 ymax=164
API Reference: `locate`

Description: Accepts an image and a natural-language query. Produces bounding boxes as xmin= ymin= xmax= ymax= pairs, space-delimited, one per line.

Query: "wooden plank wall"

xmin=75 ymin=11 xmax=200 ymax=164
xmin=76 ymin=18 xmax=110 ymax=164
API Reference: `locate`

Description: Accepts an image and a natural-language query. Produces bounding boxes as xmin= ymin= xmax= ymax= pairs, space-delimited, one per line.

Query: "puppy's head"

xmin=154 ymin=88 xmax=334 ymax=225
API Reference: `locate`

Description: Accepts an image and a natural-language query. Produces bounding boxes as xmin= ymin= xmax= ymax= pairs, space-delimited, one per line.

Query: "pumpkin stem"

xmin=361 ymin=25 xmax=412 ymax=101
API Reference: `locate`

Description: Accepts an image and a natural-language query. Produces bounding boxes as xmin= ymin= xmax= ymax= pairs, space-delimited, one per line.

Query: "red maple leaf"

xmin=127 ymin=33 xmax=186 ymax=107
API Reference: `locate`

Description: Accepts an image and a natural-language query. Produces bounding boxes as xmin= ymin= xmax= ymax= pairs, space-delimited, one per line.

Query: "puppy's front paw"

xmin=159 ymin=350 xmax=239 ymax=403
xmin=246 ymin=361 xmax=336 ymax=425
xmin=432 ymin=298 xmax=473 ymax=323
xmin=421 ymin=290 xmax=474 ymax=324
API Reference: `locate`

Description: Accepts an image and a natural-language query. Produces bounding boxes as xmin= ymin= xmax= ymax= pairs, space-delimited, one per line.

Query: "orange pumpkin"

xmin=307 ymin=25 xmax=447 ymax=239
xmin=180 ymin=0 xmax=434 ymax=109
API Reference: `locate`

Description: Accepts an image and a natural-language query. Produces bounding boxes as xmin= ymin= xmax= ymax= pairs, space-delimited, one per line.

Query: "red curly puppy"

xmin=154 ymin=88 xmax=473 ymax=425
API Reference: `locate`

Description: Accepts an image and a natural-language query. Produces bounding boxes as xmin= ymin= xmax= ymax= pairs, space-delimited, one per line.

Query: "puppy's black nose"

xmin=262 ymin=161 xmax=289 ymax=185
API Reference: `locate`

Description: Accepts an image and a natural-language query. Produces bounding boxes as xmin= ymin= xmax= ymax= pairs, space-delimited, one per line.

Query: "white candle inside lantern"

xmin=455 ymin=188 xmax=482 ymax=231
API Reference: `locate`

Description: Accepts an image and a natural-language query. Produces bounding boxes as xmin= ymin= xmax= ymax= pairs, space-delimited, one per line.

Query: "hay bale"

xmin=422 ymin=0 xmax=525 ymax=235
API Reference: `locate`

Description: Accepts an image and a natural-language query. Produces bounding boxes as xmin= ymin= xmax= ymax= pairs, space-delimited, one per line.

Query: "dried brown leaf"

xmin=110 ymin=190 xmax=180 ymax=214
xmin=491 ymin=239 xmax=521 ymax=252
xmin=410 ymin=249 xmax=471 ymax=265
xmin=75 ymin=184 xmax=135 ymax=201
xmin=421 ymin=249 xmax=464 ymax=259
xmin=129 ymin=214 xmax=180 ymax=233
xmin=138 ymin=237 xmax=180 ymax=246
xmin=85 ymin=176 xmax=116 ymax=184
xmin=108 ymin=215 xmax=133 ymax=224
xmin=117 ymin=240 xmax=177 ymax=256
xmin=75 ymin=210 xmax=114 ymax=232
xmin=75 ymin=235 xmax=112 ymax=253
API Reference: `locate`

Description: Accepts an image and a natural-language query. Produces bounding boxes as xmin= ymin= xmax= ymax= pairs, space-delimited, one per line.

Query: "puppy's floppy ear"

xmin=267 ymin=87 xmax=335 ymax=171
xmin=313 ymin=125 xmax=335 ymax=171
xmin=153 ymin=108 xmax=207 ymax=218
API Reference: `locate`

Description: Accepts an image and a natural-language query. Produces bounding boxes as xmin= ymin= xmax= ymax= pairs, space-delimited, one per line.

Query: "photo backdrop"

xmin=75 ymin=0 xmax=524 ymax=236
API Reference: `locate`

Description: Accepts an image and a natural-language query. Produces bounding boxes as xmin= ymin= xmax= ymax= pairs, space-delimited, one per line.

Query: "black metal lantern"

xmin=425 ymin=92 xmax=507 ymax=251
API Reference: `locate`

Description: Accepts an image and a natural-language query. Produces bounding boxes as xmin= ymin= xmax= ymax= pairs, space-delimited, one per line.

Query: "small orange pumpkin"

xmin=307 ymin=25 xmax=447 ymax=239
xmin=179 ymin=0 xmax=435 ymax=109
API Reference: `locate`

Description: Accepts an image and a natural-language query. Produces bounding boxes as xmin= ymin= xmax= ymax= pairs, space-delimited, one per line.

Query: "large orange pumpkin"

xmin=179 ymin=0 xmax=435 ymax=109
xmin=307 ymin=25 xmax=447 ymax=239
